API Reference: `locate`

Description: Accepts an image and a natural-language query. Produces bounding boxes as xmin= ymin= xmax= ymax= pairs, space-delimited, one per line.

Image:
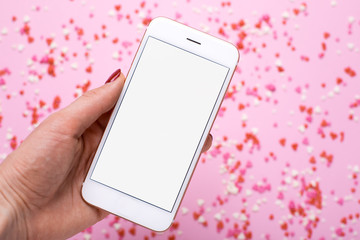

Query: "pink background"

xmin=1 ymin=0 xmax=359 ymax=239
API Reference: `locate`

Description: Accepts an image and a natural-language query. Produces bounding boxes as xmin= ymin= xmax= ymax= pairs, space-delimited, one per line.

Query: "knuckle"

xmin=81 ymin=88 xmax=100 ymax=100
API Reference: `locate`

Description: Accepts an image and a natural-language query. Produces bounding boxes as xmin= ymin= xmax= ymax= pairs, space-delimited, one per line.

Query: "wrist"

xmin=0 ymin=190 xmax=14 ymax=239
xmin=0 ymin=161 xmax=29 ymax=240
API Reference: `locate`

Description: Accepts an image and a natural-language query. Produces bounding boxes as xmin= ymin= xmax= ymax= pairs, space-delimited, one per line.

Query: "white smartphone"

xmin=82 ymin=17 xmax=239 ymax=231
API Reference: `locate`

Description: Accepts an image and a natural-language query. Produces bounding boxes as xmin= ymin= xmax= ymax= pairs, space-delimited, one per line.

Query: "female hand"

xmin=0 ymin=69 xmax=213 ymax=240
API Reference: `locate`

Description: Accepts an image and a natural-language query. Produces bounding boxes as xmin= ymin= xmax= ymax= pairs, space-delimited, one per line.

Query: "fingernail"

xmin=105 ymin=69 xmax=121 ymax=84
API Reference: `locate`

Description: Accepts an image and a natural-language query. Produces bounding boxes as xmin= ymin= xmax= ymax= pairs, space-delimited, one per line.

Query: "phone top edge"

xmin=147 ymin=16 xmax=239 ymax=67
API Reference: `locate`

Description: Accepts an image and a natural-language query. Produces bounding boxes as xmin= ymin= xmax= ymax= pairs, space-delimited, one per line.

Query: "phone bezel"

xmin=82 ymin=17 xmax=239 ymax=231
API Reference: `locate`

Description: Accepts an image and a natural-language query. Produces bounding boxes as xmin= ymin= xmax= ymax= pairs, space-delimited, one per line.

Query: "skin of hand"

xmin=0 ymin=71 xmax=213 ymax=240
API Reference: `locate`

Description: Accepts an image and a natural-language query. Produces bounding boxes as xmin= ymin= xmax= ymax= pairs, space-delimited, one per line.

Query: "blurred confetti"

xmin=0 ymin=0 xmax=359 ymax=239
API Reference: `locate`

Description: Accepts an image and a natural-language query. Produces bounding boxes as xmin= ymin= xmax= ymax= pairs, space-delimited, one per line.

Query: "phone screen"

xmin=91 ymin=36 xmax=229 ymax=212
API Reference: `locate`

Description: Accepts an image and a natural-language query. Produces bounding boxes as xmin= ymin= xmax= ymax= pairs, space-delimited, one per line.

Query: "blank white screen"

xmin=91 ymin=37 xmax=228 ymax=211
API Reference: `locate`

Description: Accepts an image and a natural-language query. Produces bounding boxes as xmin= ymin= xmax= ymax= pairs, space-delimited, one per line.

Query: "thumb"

xmin=60 ymin=69 xmax=125 ymax=138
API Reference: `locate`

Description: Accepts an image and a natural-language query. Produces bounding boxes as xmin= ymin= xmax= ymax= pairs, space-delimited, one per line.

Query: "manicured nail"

xmin=105 ymin=69 xmax=121 ymax=84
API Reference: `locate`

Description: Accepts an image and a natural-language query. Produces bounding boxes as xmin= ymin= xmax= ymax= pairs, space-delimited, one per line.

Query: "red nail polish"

xmin=105 ymin=69 xmax=121 ymax=84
